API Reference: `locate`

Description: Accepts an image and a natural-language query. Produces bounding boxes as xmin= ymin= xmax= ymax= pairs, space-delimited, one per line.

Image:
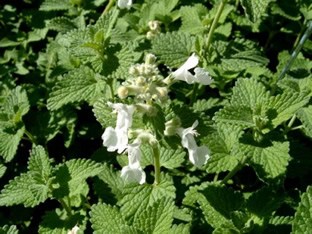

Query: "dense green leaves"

xmin=240 ymin=0 xmax=269 ymax=22
xmin=292 ymin=186 xmax=312 ymax=233
xmin=47 ymin=66 xmax=105 ymax=110
xmin=151 ymin=32 xmax=195 ymax=67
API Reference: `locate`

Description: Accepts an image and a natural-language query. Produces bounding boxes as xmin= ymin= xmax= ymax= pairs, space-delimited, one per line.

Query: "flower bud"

xmin=129 ymin=65 xmax=139 ymax=75
xmin=135 ymin=103 xmax=157 ymax=116
xmin=145 ymin=53 xmax=157 ymax=65
xmin=148 ymin=21 xmax=160 ymax=32
xmin=136 ymin=76 xmax=146 ymax=86
xmin=117 ymin=86 xmax=129 ymax=99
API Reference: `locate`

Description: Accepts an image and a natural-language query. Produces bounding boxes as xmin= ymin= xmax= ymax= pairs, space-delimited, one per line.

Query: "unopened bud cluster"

xmin=146 ymin=21 xmax=161 ymax=39
xmin=118 ymin=54 xmax=168 ymax=102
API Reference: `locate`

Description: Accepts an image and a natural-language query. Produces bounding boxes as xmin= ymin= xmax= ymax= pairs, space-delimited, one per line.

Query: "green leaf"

xmin=246 ymin=186 xmax=285 ymax=218
xmin=102 ymin=42 xmax=141 ymax=78
xmin=93 ymin=163 xmax=125 ymax=204
xmin=39 ymin=209 xmax=86 ymax=234
xmin=0 ymin=172 xmax=48 ymax=207
xmin=179 ymin=6 xmax=207 ymax=35
xmin=140 ymin=145 xmax=186 ymax=169
xmin=269 ymin=91 xmax=310 ymax=128
xmin=52 ymin=159 xmax=103 ymax=199
xmin=39 ymin=0 xmax=71 ymax=11
xmin=0 ymin=126 xmax=25 ymax=162
xmin=47 ymin=66 xmax=104 ymax=110
xmin=28 ymin=146 xmax=52 ymax=185
xmin=90 ymin=203 xmax=129 ymax=234
xmin=240 ymin=0 xmax=269 ymax=22
xmin=0 ymin=225 xmax=18 ymax=234
xmin=151 ymin=32 xmax=195 ymax=68
xmin=92 ymin=97 xmax=117 ymax=128
xmin=169 ymin=224 xmax=191 ymax=234
xmin=0 ymin=164 xmax=6 ymax=179
xmin=197 ymin=182 xmax=243 ymax=230
xmin=213 ymin=104 xmax=255 ymax=128
xmin=269 ymin=216 xmax=293 ymax=225
xmin=241 ymin=141 xmax=290 ymax=181
xmin=118 ymin=174 xmax=175 ymax=222
xmin=2 ymin=86 xmax=30 ymax=125
xmin=292 ymin=186 xmax=312 ymax=233
xmin=47 ymin=17 xmax=77 ymax=33
xmin=203 ymin=124 xmax=243 ymax=173
xmin=134 ymin=197 xmax=175 ymax=233
xmin=231 ymin=78 xmax=269 ymax=108
xmin=297 ymin=105 xmax=312 ymax=138
xmin=95 ymin=9 xmax=119 ymax=42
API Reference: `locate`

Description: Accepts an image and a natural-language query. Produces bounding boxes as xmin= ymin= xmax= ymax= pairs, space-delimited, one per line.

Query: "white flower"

xmin=102 ymin=102 xmax=135 ymax=154
xmin=177 ymin=120 xmax=210 ymax=168
xmin=172 ymin=53 xmax=213 ymax=85
xmin=68 ymin=225 xmax=79 ymax=234
xmin=118 ymin=0 xmax=132 ymax=9
xmin=121 ymin=143 xmax=146 ymax=184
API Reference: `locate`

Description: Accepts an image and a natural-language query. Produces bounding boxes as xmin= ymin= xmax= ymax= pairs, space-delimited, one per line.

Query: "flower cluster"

xmin=102 ymin=53 xmax=212 ymax=184
xmin=117 ymin=54 xmax=168 ymax=102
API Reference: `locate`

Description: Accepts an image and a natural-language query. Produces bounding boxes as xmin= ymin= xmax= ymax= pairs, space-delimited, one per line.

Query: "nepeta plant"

xmin=0 ymin=0 xmax=312 ymax=233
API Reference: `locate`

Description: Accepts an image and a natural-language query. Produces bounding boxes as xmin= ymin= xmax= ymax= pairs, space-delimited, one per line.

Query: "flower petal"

xmin=121 ymin=166 xmax=146 ymax=184
xmin=102 ymin=127 xmax=118 ymax=152
xmin=188 ymin=146 xmax=210 ymax=168
xmin=194 ymin=68 xmax=213 ymax=85
xmin=118 ymin=0 xmax=132 ymax=9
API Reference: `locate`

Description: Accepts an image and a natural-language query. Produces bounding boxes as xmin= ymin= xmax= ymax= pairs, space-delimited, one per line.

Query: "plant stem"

xmin=205 ymin=0 xmax=227 ymax=54
xmin=190 ymin=83 xmax=199 ymax=106
xmin=59 ymin=198 xmax=72 ymax=216
xmin=102 ymin=0 xmax=116 ymax=16
xmin=288 ymin=114 xmax=297 ymax=128
xmin=24 ymin=129 xmax=36 ymax=145
xmin=108 ymin=81 xmax=114 ymax=98
xmin=152 ymin=145 xmax=161 ymax=185
xmin=221 ymin=156 xmax=247 ymax=184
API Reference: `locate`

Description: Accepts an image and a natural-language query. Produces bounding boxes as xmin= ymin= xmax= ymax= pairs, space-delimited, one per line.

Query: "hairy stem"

xmin=221 ymin=156 xmax=247 ymax=184
xmin=24 ymin=129 xmax=36 ymax=145
xmin=205 ymin=0 xmax=227 ymax=54
xmin=153 ymin=145 xmax=161 ymax=185
xmin=102 ymin=0 xmax=116 ymax=16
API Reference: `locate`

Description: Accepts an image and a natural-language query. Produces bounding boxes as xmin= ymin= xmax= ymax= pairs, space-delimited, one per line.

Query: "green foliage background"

xmin=0 ymin=0 xmax=312 ymax=233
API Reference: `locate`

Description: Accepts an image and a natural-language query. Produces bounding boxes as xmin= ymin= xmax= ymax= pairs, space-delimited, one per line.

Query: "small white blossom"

xmin=102 ymin=102 xmax=135 ymax=154
xmin=177 ymin=120 xmax=210 ymax=168
xmin=172 ymin=53 xmax=213 ymax=85
xmin=121 ymin=143 xmax=146 ymax=184
xmin=68 ymin=225 xmax=79 ymax=234
xmin=118 ymin=0 xmax=132 ymax=9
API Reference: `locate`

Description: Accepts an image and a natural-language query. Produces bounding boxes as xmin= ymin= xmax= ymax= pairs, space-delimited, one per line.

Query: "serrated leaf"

xmin=169 ymin=224 xmax=191 ymax=234
xmin=2 ymin=86 xmax=30 ymax=124
xmin=94 ymin=9 xmax=119 ymax=42
xmin=0 ymin=225 xmax=18 ymax=234
xmin=231 ymin=78 xmax=269 ymax=108
xmin=269 ymin=216 xmax=293 ymax=225
xmin=47 ymin=17 xmax=77 ymax=33
xmin=0 ymin=126 xmax=25 ymax=162
xmin=197 ymin=182 xmax=243 ymax=230
xmin=151 ymin=32 xmax=195 ymax=68
xmin=240 ymin=0 xmax=269 ymax=22
xmin=47 ymin=66 xmax=104 ymax=110
xmin=297 ymin=105 xmax=312 ymax=138
xmin=292 ymin=186 xmax=312 ymax=233
xmin=0 ymin=164 xmax=6 ymax=179
xmin=179 ymin=6 xmax=207 ymax=34
xmin=213 ymin=104 xmax=254 ymax=128
xmin=0 ymin=172 xmax=48 ymax=207
xmin=269 ymin=91 xmax=310 ymax=128
xmin=39 ymin=209 xmax=86 ymax=234
xmin=134 ymin=198 xmax=175 ymax=233
xmin=247 ymin=186 xmax=285 ymax=218
xmin=90 ymin=203 xmax=129 ymax=234
xmin=52 ymin=159 xmax=103 ymax=199
xmin=140 ymin=146 xmax=186 ymax=169
xmin=102 ymin=42 xmax=141 ymax=78
xmin=203 ymin=124 xmax=243 ymax=173
xmin=93 ymin=163 xmax=125 ymax=204
xmin=92 ymin=97 xmax=117 ymax=128
xmin=220 ymin=55 xmax=268 ymax=72
xmin=28 ymin=146 xmax=52 ymax=185
xmin=118 ymin=174 xmax=175 ymax=222
xmin=241 ymin=141 xmax=290 ymax=181
xmin=40 ymin=0 xmax=71 ymax=11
